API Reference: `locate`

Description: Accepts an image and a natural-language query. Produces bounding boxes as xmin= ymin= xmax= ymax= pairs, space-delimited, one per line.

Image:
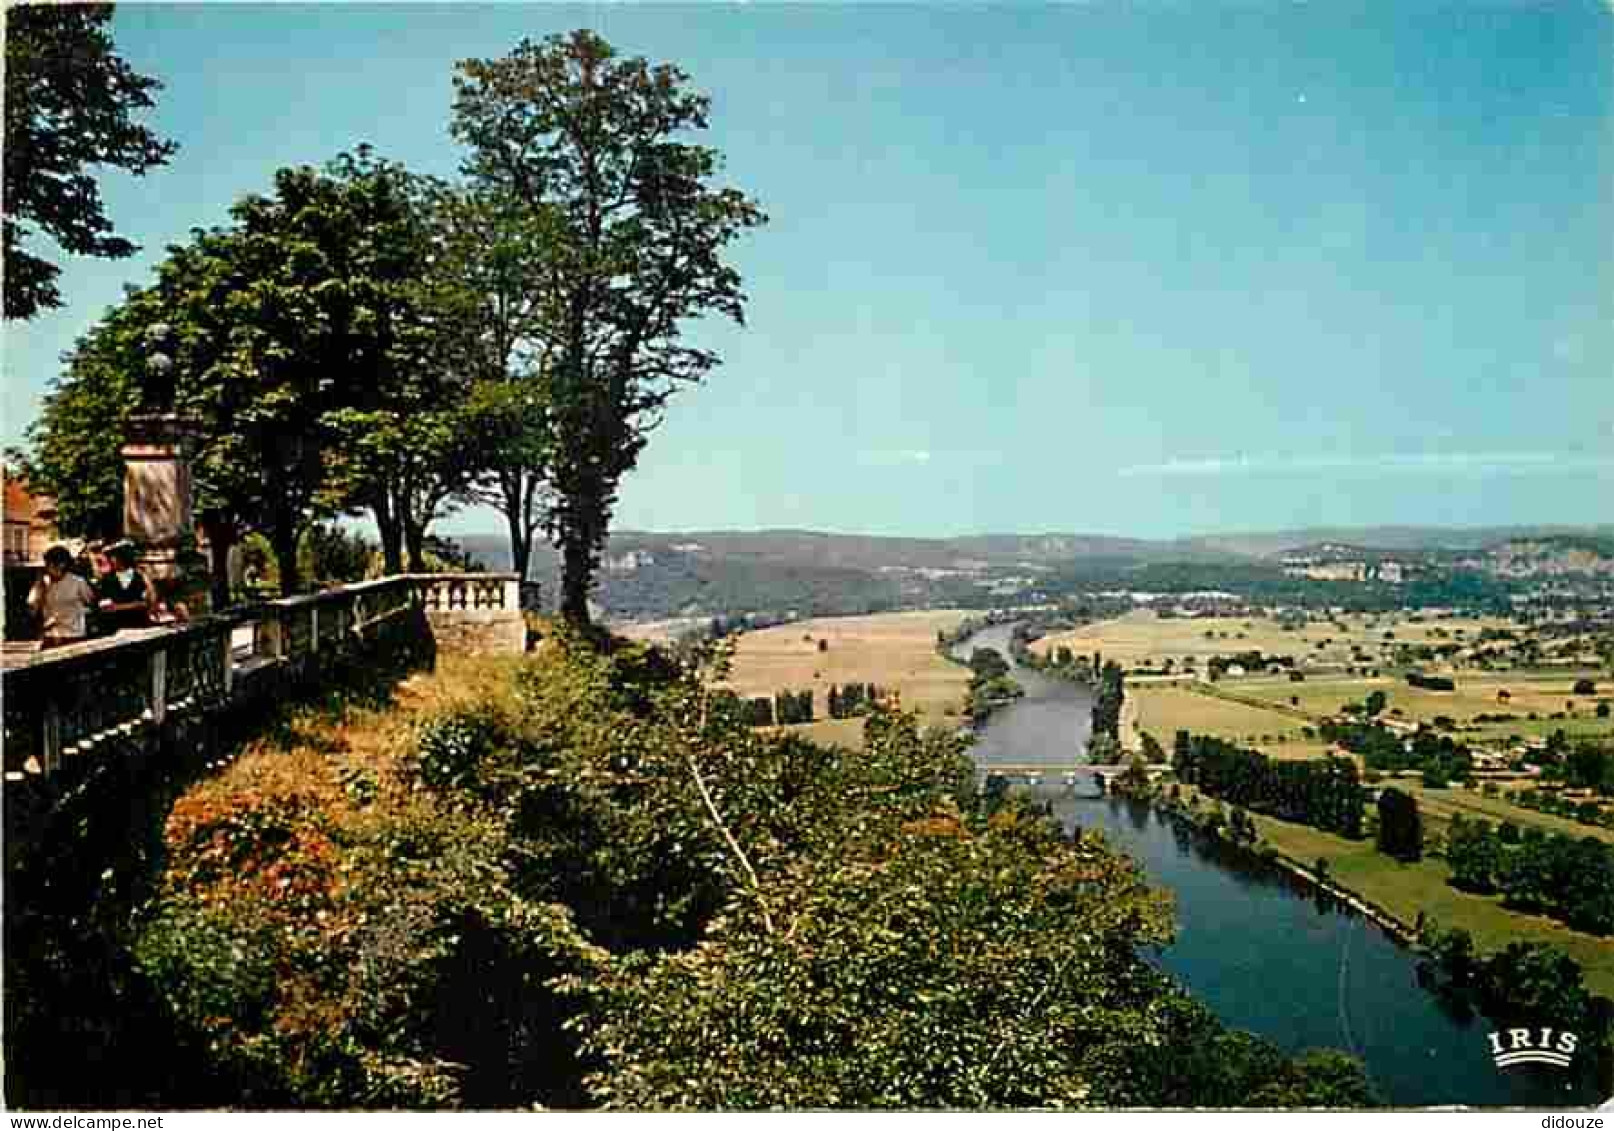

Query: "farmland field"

xmin=1229 ymin=670 xmax=1614 ymax=743
xmin=1397 ymin=782 xmax=1614 ymax=847
xmin=1032 ymin=609 xmax=1514 ymax=673
xmin=1129 ymin=684 xmax=1330 ymax=761
xmin=720 ymin=609 xmax=972 ymax=748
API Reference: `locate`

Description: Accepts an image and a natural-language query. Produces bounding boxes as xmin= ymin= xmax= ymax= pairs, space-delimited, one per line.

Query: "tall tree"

xmin=314 ymin=161 xmax=491 ymax=575
xmin=4 ymin=3 xmax=176 ymax=319
xmin=451 ymin=29 xmax=766 ymax=625
xmin=419 ymin=183 xmax=558 ymax=581
xmin=1376 ymin=787 xmax=1422 ymax=862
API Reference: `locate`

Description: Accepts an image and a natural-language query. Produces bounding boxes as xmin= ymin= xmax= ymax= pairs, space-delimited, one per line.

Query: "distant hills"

xmin=454 ymin=524 xmax=1614 ymax=622
xmin=1183 ymin=525 xmax=1614 ymax=559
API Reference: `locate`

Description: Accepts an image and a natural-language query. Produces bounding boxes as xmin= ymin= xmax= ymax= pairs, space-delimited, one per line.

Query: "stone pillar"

xmin=121 ymin=412 xmax=200 ymax=590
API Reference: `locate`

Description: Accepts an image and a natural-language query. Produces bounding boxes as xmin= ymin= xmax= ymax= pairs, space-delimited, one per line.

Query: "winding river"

xmin=955 ymin=622 xmax=1604 ymax=1108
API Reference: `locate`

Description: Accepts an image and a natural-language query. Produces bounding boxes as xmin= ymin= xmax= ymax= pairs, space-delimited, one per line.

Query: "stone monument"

xmin=120 ymin=323 xmax=206 ymax=607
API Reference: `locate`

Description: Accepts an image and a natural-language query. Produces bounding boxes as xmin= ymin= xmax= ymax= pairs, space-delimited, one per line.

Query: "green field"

xmin=1131 ymin=684 xmax=1330 ymax=761
xmin=1230 ymin=804 xmax=1614 ymax=997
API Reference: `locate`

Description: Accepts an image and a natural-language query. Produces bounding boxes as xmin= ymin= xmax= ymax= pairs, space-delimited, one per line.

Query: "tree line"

xmin=1319 ymin=718 xmax=1474 ymax=787
xmin=827 ymin=682 xmax=887 ymax=719
xmin=1170 ymin=731 xmax=1366 ymax=839
xmin=13 ymin=24 xmax=764 ymax=626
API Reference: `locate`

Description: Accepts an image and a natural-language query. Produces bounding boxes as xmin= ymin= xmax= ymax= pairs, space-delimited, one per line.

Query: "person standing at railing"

xmin=97 ymin=541 xmax=159 ymax=633
xmin=27 ymin=545 xmax=98 ymax=649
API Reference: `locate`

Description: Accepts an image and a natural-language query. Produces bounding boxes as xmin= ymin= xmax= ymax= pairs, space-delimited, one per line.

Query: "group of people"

xmin=25 ymin=540 xmax=178 ymax=650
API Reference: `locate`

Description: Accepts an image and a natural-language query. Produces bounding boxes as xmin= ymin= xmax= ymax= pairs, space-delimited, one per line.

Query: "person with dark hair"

xmin=27 ymin=544 xmax=98 ymax=648
xmin=97 ymin=541 xmax=158 ymax=633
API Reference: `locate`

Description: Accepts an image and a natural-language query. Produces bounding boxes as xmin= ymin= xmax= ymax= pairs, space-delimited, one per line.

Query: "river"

xmin=955 ymin=622 xmax=1604 ymax=1107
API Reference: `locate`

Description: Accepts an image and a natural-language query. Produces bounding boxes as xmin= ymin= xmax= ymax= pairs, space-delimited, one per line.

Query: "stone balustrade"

xmin=1 ymin=572 xmax=524 ymax=783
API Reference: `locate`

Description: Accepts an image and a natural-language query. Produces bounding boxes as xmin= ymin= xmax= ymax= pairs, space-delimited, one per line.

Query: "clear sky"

xmin=6 ymin=2 xmax=1613 ymax=540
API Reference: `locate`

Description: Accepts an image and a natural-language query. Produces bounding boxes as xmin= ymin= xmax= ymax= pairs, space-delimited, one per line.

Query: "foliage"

xmin=1171 ymin=732 xmax=1365 ymax=838
xmin=1416 ymin=921 xmax=1614 ymax=1082
xmin=24 ymin=304 xmax=144 ymax=538
xmin=1090 ymin=660 xmax=1125 ymax=740
xmin=419 ymin=183 xmax=559 ymax=581
xmin=772 ymin=687 xmax=815 ymax=725
xmin=132 ymin=631 xmax=1376 ymax=1108
xmin=1443 ymin=815 xmax=1614 ymax=935
xmin=451 ymin=29 xmax=767 ymax=624
xmin=1376 ymin=788 xmax=1422 ymax=862
xmin=4 ymin=2 xmax=177 ymax=319
xmin=29 ymin=148 xmax=446 ymax=593
xmin=303 ymin=523 xmax=380 ymax=586
xmin=827 ymin=681 xmax=886 ymax=719
xmin=131 ymin=697 xmax=605 ymax=1108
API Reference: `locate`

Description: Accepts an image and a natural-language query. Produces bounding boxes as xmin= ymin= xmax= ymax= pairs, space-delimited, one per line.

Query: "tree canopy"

xmin=27 ymin=149 xmax=451 ymax=594
xmin=451 ymin=29 xmax=766 ymax=625
xmin=4 ymin=3 xmax=176 ymax=319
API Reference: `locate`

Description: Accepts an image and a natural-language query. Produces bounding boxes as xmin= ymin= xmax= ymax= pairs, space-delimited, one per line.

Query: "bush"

xmin=414 ymin=706 xmax=508 ymax=791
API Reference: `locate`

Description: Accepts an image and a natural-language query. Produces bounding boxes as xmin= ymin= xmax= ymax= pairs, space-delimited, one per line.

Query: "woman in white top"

xmin=27 ymin=545 xmax=98 ymax=649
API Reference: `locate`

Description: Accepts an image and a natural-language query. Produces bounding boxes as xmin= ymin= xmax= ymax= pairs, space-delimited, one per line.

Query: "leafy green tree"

xmin=1376 ymin=787 xmax=1422 ymax=861
xmin=1446 ymin=816 xmax=1501 ymax=894
xmin=35 ymin=150 xmax=442 ymax=594
xmin=451 ymin=30 xmax=766 ymax=625
xmin=414 ymin=182 xmax=558 ymax=581
xmin=1140 ymin=731 xmax=1166 ymax=765
xmin=24 ymin=299 xmax=145 ymax=540
xmin=4 ymin=3 xmax=177 ymax=319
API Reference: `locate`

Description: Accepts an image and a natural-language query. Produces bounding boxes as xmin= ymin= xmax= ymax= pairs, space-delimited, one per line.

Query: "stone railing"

xmin=1 ymin=572 xmax=524 ymax=782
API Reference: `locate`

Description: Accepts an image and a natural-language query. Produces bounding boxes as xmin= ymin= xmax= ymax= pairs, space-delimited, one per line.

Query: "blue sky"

xmin=6 ymin=2 xmax=1612 ymax=540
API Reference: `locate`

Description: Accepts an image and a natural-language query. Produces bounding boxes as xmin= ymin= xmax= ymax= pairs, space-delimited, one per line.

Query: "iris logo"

xmin=1488 ymin=1027 xmax=1579 ymax=1070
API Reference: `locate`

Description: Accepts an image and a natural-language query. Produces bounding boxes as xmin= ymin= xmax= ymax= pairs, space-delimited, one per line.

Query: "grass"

xmin=720 ymin=609 xmax=973 ymax=748
xmin=1130 ymin=684 xmax=1333 ymax=761
xmin=1033 ymin=609 xmax=1513 ymax=672
xmin=1227 ymin=802 xmax=1614 ymax=997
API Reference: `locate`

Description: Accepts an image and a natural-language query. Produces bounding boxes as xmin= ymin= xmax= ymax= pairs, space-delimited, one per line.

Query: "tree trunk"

xmin=208 ymin=530 xmax=235 ymax=612
xmin=403 ymin=519 xmax=426 ymax=573
xmin=272 ymin=512 xmax=301 ymax=596
xmin=506 ymin=508 xmax=531 ymax=586
xmin=560 ymin=531 xmax=592 ymax=627
xmin=373 ymin=493 xmax=403 ymax=576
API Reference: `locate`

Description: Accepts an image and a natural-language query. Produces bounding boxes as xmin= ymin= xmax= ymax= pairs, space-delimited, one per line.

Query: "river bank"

xmin=1137 ymin=785 xmax=1422 ymax=947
